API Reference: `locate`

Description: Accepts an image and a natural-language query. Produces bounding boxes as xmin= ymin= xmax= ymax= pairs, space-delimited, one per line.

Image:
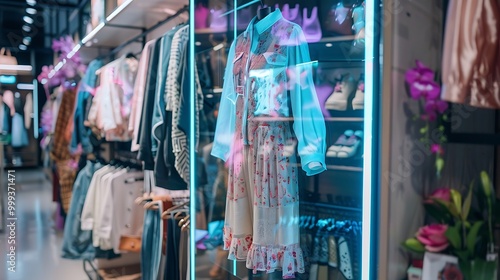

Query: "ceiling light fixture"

xmin=0 ymin=65 xmax=32 ymax=72
xmin=81 ymin=22 xmax=104 ymax=44
xmin=23 ymin=16 xmax=34 ymax=24
xmin=163 ymin=8 xmax=176 ymax=15
xmin=26 ymin=0 xmax=36 ymax=6
xmin=19 ymin=44 xmax=28 ymax=51
xmin=106 ymin=0 xmax=134 ymax=21
xmin=26 ymin=7 xmax=37 ymax=15
xmin=23 ymin=37 xmax=31 ymax=45
xmin=17 ymin=83 xmax=35 ymax=90
xmin=22 ymin=25 xmax=31 ymax=32
xmin=67 ymin=44 xmax=82 ymax=59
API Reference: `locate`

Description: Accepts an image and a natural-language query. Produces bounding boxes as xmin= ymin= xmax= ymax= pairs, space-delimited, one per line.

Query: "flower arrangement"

xmin=405 ymin=61 xmax=449 ymax=177
xmin=37 ymin=35 xmax=86 ymax=95
xmin=403 ymin=171 xmax=498 ymax=279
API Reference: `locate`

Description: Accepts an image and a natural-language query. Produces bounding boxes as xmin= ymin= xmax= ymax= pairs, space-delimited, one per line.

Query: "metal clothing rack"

xmin=97 ymin=5 xmax=189 ymax=61
xmin=81 ymin=5 xmax=188 ymax=278
xmin=300 ymin=201 xmax=362 ymax=280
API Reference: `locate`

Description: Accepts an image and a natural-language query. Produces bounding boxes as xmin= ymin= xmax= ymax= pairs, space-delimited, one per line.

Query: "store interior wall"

xmin=386 ymin=0 xmax=444 ymax=278
xmin=386 ymin=0 xmax=499 ymax=278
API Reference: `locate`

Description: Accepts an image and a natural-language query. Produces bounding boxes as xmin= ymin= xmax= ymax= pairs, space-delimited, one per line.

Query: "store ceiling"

xmin=0 ymin=0 xmax=81 ymax=52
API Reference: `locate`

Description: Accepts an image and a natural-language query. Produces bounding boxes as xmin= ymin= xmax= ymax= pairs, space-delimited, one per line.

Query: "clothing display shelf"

xmin=82 ymin=0 xmax=188 ymax=48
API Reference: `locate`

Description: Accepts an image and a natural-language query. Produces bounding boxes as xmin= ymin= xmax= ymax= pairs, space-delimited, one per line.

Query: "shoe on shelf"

xmin=326 ymin=130 xmax=354 ymax=157
xmin=282 ymin=3 xmax=302 ymax=26
xmin=325 ymin=74 xmax=356 ymax=111
xmin=337 ymin=130 xmax=363 ymax=158
xmin=352 ymin=79 xmax=365 ymax=110
xmin=303 ymin=7 xmax=322 ymax=42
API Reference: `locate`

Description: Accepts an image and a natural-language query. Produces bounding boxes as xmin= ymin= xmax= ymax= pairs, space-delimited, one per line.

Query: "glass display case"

xmin=188 ymin=0 xmax=381 ymax=279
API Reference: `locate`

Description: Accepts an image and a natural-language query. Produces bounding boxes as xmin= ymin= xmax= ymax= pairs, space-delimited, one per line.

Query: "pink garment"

xmin=441 ymin=0 xmax=500 ymax=108
xmin=130 ymin=40 xmax=156 ymax=152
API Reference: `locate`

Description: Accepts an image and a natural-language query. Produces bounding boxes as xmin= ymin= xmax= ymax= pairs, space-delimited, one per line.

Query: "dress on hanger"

xmin=441 ymin=0 xmax=500 ymax=108
xmin=212 ymin=9 xmax=326 ymax=279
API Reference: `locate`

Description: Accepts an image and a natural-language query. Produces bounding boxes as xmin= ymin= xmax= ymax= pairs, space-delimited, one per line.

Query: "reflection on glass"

xmin=193 ymin=1 xmax=369 ymax=279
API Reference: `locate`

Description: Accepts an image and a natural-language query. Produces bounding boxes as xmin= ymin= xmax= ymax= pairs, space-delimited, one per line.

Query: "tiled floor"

xmin=0 ymin=168 xmax=250 ymax=280
xmin=0 ymin=168 xmax=88 ymax=280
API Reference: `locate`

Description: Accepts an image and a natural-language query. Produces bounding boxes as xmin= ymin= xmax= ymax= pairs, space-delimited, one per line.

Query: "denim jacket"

xmin=61 ymin=161 xmax=103 ymax=259
xmin=211 ymin=9 xmax=326 ymax=176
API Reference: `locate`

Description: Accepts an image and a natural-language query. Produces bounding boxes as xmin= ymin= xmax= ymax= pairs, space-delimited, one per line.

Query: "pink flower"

xmin=425 ymin=99 xmax=448 ymax=114
xmin=409 ymin=80 xmax=441 ymax=100
xmin=405 ymin=60 xmax=435 ymax=84
xmin=426 ymin=187 xmax=451 ymax=203
xmin=430 ymin=144 xmax=444 ymax=156
xmin=416 ymin=224 xmax=449 ymax=252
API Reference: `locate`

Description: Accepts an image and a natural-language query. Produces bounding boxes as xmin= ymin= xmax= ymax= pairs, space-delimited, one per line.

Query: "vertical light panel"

xmin=362 ymin=0 xmax=375 ymax=279
xmin=189 ymin=0 xmax=196 ymax=279
xmin=33 ymin=79 xmax=38 ymax=139
xmin=234 ymin=0 xmax=238 ymax=39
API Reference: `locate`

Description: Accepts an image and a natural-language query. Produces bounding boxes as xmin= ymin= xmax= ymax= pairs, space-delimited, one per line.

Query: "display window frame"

xmin=188 ymin=1 xmax=382 ymax=278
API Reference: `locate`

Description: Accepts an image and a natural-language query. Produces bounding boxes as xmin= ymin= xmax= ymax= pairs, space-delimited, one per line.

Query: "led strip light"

xmin=47 ymin=0 xmax=135 ymax=82
xmin=362 ymin=0 xmax=375 ymax=279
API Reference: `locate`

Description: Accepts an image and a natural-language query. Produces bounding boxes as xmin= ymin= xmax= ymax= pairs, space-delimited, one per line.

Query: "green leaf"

xmin=424 ymin=203 xmax=452 ymax=223
xmin=471 ymin=259 xmax=497 ymax=280
xmin=446 ymin=223 xmax=462 ymax=249
xmin=402 ymin=238 xmax=425 ymax=253
xmin=432 ymin=198 xmax=461 ymax=219
xmin=455 ymin=250 xmax=470 ymax=263
xmin=466 ymin=221 xmax=484 ymax=257
xmin=435 ymin=157 xmax=445 ymax=176
xmin=480 ymin=171 xmax=493 ymax=200
xmin=462 ymin=181 xmax=474 ymax=221
xmin=451 ymin=189 xmax=462 ymax=215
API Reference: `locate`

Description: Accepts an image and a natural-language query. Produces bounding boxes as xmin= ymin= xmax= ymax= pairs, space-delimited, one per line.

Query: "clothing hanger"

xmin=144 ymin=200 xmax=161 ymax=210
xmin=177 ymin=214 xmax=190 ymax=227
xmin=135 ymin=193 xmax=154 ymax=205
xmin=161 ymin=201 xmax=189 ymax=219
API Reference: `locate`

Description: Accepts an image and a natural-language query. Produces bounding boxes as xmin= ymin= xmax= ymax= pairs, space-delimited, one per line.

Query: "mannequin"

xmin=257 ymin=1 xmax=274 ymax=21
xmin=212 ymin=7 xmax=326 ymax=278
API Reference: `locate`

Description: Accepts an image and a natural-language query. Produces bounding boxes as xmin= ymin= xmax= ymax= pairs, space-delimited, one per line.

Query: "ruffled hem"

xmin=246 ymin=243 xmax=305 ymax=279
xmin=223 ymin=226 xmax=253 ymax=260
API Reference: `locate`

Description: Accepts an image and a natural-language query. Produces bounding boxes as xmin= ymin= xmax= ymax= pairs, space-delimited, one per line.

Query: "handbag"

xmin=322 ymin=1 xmax=354 ymax=36
xmin=118 ymin=235 xmax=142 ymax=253
xmin=0 ymin=48 xmax=18 ymax=75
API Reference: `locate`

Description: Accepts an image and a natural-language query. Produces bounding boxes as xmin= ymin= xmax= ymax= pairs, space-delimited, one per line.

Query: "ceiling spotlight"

xmin=26 ymin=0 xmax=36 ymax=6
xmin=22 ymin=25 xmax=31 ymax=32
xmin=26 ymin=8 xmax=37 ymax=15
xmin=23 ymin=37 xmax=31 ymax=45
xmin=23 ymin=16 xmax=34 ymax=24
xmin=19 ymin=45 xmax=27 ymax=51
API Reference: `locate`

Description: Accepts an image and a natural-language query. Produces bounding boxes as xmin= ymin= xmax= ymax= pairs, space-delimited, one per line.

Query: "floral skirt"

xmin=223 ymin=122 xmax=304 ymax=279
